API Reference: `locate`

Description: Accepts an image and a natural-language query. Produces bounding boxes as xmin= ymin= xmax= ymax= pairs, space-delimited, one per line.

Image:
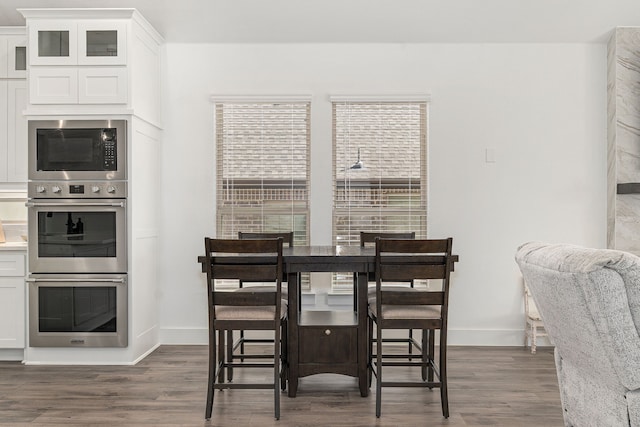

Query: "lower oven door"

xmin=27 ymin=199 xmax=126 ymax=273
xmin=28 ymin=274 xmax=128 ymax=347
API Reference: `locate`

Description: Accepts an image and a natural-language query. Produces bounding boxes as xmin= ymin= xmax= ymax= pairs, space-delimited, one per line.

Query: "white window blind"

xmin=332 ymin=100 xmax=428 ymax=291
xmin=215 ymin=101 xmax=310 ymax=247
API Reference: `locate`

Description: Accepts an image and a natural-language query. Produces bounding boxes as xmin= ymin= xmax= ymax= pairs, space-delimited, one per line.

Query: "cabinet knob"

xmin=324 ymin=329 xmax=331 ymax=336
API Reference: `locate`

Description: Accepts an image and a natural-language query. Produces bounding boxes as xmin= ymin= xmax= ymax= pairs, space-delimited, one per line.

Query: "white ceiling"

xmin=1 ymin=0 xmax=639 ymax=44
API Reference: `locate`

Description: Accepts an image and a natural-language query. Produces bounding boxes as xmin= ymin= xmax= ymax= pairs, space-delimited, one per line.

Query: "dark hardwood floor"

xmin=0 ymin=345 xmax=563 ymax=426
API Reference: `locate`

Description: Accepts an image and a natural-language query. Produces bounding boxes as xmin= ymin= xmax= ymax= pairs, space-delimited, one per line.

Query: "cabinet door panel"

xmin=7 ymin=35 xmax=27 ymax=78
xmin=299 ymin=326 xmax=357 ymax=364
xmin=7 ymin=80 xmax=27 ymax=182
xmin=78 ymin=67 xmax=128 ymax=104
xmin=0 ymin=254 xmax=25 ymax=276
xmin=0 ymin=82 xmax=7 ymax=181
xmin=29 ymin=67 xmax=78 ymax=104
xmin=0 ymin=38 xmax=8 ymax=78
xmin=29 ymin=20 xmax=77 ymax=66
xmin=78 ymin=21 xmax=127 ymax=66
xmin=0 ymin=277 xmax=25 ymax=348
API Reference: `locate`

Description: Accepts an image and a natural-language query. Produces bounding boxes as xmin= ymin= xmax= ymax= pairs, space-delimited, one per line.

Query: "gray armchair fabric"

xmin=515 ymin=241 xmax=640 ymax=427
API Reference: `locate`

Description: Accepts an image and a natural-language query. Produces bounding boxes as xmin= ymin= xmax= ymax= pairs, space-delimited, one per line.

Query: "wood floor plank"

xmin=0 ymin=345 xmax=563 ymax=426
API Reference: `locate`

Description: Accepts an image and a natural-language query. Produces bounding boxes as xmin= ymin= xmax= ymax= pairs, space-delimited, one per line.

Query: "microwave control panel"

xmin=103 ymin=139 xmax=117 ymax=169
xmin=28 ymin=181 xmax=127 ymax=199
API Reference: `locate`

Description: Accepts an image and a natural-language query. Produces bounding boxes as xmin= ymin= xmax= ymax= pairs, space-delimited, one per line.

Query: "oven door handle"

xmin=26 ymin=201 xmax=125 ymax=208
xmin=26 ymin=278 xmax=126 ymax=284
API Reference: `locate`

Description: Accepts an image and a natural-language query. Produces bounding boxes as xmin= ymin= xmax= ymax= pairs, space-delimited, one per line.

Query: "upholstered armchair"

xmin=515 ymin=242 xmax=640 ymax=427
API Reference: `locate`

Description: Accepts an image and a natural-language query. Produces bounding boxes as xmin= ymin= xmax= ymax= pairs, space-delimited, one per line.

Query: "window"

xmin=215 ymin=101 xmax=310 ymax=246
xmin=332 ymin=99 xmax=428 ymax=290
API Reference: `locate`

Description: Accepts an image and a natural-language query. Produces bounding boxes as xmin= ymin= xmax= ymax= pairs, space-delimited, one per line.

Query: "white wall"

xmin=159 ymin=42 xmax=607 ymax=345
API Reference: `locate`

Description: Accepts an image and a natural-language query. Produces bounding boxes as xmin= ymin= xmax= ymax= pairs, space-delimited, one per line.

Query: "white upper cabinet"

xmin=26 ymin=16 xmax=128 ymax=105
xmin=0 ymin=28 xmax=27 ymax=185
xmin=7 ymin=80 xmax=27 ymax=182
xmin=0 ymin=80 xmax=27 ymax=183
xmin=7 ymin=36 xmax=27 ymax=78
xmin=19 ymin=9 xmax=163 ymax=126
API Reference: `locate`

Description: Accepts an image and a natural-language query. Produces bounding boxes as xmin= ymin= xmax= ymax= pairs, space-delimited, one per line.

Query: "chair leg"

xmin=408 ymin=328 xmax=414 ymax=360
xmin=274 ymin=323 xmax=281 ymax=420
xmin=439 ymin=329 xmax=449 ymax=419
xmin=205 ymin=329 xmax=216 ymax=420
xmin=353 ymin=273 xmax=358 ymax=312
xmin=421 ymin=329 xmax=427 ymax=381
xmin=531 ymin=324 xmax=537 ymax=354
xmin=375 ymin=322 xmax=383 ymax=418
xmin=428 ymin=329 xmax=435 ymax=384
xmin=227 ymin=330 xmax=234 ymax=381
xmin=218 ymin=330 xmax=225 ymax=384
xmin=239 ymin=330 xmax=245 ymax=361
xmin=368 ymin=315 xmax=374 ymax=387
xmin=281 ymin=319 xmax=288 ymax=391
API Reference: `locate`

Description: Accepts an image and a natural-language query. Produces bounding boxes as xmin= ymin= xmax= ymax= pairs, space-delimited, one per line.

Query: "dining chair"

xmin=202 ymin=237 xmax=287 ymax=420
xmin=236 ymin=232 xmax=294 ymax=361
xmin=368 ymin=237 xmax=454 ymax=418
xmin=524 ymin=281 xmax=547 ymax=354
xmin=358 ymin=232 xmax=417 ymax=357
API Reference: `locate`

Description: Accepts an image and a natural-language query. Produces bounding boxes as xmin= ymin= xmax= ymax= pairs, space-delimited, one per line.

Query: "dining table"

xmin=284 ymin=245 xmax=373 ymax=398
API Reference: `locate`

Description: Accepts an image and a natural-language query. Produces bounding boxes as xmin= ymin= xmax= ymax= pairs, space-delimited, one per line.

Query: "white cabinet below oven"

xmin=0 ymin=251 xmax=25 ymax=349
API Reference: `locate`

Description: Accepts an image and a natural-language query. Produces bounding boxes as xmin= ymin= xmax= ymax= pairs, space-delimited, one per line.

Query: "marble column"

xmin=608 ymin=28 xmax=640 ymax=254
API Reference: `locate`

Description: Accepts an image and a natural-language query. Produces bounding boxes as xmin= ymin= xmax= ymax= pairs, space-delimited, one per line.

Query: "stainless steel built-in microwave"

xmin=28 ymin=120 xmax=127 ymax=181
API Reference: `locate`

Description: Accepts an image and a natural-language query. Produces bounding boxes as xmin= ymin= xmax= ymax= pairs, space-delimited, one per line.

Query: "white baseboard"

xmin=160 ymin=327 xmax=209 ymax=345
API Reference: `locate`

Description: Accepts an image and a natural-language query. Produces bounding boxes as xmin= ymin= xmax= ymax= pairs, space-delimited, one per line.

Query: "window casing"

xmin=332 ymin=100 xmax=428 ymax=291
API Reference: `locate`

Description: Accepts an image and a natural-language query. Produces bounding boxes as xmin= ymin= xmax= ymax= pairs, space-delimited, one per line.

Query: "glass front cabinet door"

xmin=29 ymin=20 xmax=77 ymax=66
xmin=0 ymin=33 xmax=27 ymax=78
xmin=77 ymin=21 xmax=127 ymax=65
xmin=7 ymin=36 xmax=27 ymax=78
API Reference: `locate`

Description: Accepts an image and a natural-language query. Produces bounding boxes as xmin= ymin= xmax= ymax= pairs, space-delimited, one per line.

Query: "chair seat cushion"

xmin=527 ymin=304 xmax=542 ymax=320
xmin=215 ymin=304 xmax=287 ymax=321
xmin=369 ymin=303 xmax=441 ymax=320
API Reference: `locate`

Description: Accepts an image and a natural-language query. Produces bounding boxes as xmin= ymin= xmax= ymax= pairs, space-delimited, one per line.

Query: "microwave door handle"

xmin=26 ymin=278 xmax=126 ymax=284
xmin=26 ymin=201 xmax=125 ymax=208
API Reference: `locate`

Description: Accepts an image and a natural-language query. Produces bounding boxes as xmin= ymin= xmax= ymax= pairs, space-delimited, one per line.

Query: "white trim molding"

xmin=329 ymin=94 xmax=431 ymax=103
xmin=209 ymin=94 xmax=313 ymax=103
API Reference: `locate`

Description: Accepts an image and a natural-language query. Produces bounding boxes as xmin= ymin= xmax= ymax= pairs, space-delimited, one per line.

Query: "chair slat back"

xmin=360 ymin=231 xmax=415 ymax=247
xmin=379 ymin=290 xmax=445 ymax=305
xmin=375 ymin=237 xmax=453 ymax=308
xmin=204 ymin=237 xmax=283 ymax=312
xmin=239 ymin=231 xmax=294 ymax=247
xmin=214 ymin=291 xmax=277 ymax=306
xmin=379 ymin=263 xmax=447 ymax=281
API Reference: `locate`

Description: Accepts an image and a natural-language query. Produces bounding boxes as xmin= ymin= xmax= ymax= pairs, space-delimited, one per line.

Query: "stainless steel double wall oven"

xmin=27 ymin=119 xmax=128 ymax=347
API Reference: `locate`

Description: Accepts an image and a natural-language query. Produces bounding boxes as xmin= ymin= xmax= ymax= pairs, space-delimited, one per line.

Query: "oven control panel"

xmin=28 ymin=181 xmax=127 ymax=198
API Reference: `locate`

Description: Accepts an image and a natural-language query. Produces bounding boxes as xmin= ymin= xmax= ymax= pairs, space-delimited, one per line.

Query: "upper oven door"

xmin=28 ymin=119 xmax=127 ymax=181
xmin=27 ymin=199 xmax=127 ymax=273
